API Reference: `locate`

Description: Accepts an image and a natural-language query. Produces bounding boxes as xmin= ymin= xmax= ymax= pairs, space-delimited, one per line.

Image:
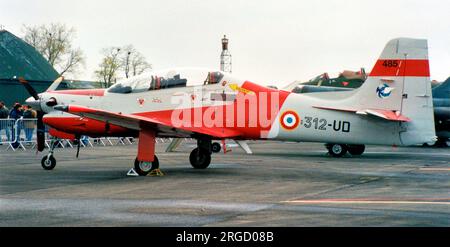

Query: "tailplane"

xmin=352 ymin=38 xmax=436 ymax=145
xmin=313 ymin=38 xmax=436 ymax=145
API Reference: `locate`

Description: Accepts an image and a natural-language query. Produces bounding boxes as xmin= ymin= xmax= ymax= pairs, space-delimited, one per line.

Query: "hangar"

xmin=0 ymin=29 xmax=97 ymax=107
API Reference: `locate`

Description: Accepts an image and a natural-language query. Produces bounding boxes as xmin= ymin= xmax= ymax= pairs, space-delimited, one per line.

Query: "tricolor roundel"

xmin=280 ymin=110 xmax=300 ymax=130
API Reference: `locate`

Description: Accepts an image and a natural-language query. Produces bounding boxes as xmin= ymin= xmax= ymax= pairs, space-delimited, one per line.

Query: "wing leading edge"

xmin=54 ymin=105 xmax=243 ymax=138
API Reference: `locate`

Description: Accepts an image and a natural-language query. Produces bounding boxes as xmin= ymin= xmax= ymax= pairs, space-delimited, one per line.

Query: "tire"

xmin=434 ymin=138 xmax=449 ymax=147
xmin=41 ymin=156 xmax=56 ymax=170
xmin=326 ymin=143 xmax=348 ymax=157
xmin=134 ymin=155 xmax=159 ymax=176
xmin=211 ymin=142 xmax=221 ymax=153
xmin=189 ymin=148 xmax=211 ymax=169
xmin=347 ymin=144 xmax=365 ymax=155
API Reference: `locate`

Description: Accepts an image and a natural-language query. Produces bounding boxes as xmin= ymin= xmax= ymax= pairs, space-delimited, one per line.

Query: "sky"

xmin=1 ymin=0 xmax=450 ymax=87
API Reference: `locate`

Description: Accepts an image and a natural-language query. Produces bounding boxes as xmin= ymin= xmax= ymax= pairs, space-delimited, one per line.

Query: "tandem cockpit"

xmin=107 ymin=68 xmax=226 ymax=94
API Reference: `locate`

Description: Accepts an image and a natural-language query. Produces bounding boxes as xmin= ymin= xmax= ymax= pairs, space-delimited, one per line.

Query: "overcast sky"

xmin=1 ymin=0 xmax=449 ymax=86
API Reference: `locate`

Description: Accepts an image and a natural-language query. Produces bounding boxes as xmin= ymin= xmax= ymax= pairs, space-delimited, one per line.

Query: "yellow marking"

xmin=229 ymin=83 xmax=254 ymax=95
xmin=147 ymin=169 xmax=165 ymax=177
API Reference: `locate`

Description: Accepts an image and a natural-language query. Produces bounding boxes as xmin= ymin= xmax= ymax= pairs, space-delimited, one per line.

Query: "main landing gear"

xmin=134 ymin=156 xmax=159 ymax=176
xmin=189 ymin=139 xmax=212 ymax=169
xmin=325 ymin=143 xmax=365 ymax=157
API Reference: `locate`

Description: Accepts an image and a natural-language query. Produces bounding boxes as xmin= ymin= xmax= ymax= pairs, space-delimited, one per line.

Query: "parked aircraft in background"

xmin=21 ymin=38 xmax=436 ymax=175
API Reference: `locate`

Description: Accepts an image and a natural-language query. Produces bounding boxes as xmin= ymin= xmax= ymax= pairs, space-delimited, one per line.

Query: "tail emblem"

xmin=376 ymin=84 xmax=394 ymax=98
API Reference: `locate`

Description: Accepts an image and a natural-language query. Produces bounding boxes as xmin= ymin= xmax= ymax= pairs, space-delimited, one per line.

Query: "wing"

xmin=54 ymin=105 xmax=242 ymax=138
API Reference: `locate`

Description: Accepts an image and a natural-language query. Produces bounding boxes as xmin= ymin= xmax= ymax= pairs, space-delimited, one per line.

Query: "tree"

xmin=22 ymin=23 xmax=85 ymax=77
xmin=95 ymin=45 xmax=152 ymax=87
xmin=121 ymin=45 xmax=152 ymax=78
xmin=94 ymin=47 xmax=122 ymax=88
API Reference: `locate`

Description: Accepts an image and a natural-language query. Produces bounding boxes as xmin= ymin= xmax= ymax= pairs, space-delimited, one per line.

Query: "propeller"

xmin=76 ymin=139 xmax=81 ymax=158
xmin=18 ymin=77 xmax=39 ymax=100
xmin=18 ymin=76 xmax=62 ymax=152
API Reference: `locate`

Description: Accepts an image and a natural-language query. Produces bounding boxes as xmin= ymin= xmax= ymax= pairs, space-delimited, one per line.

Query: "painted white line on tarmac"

xmin=364 ymin=151 xmax=450 ymax=157
xmin=419 ymin=167 xmax=450 ymax=171
xmin=283 ymin=199 xmax=450 ymax=205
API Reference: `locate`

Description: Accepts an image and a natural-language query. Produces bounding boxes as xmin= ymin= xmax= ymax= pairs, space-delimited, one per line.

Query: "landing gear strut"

xmin=189 ymin=138 xmax=212 ymax=169
xmin=41 ymin=138 xmax=58 ymax=170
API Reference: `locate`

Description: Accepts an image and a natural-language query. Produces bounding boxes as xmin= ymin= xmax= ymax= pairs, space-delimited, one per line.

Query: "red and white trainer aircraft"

xmin=23 ymin=38 xmax=436 ymax=175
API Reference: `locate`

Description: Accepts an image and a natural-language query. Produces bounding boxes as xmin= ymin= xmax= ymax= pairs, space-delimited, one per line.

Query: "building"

xmin=0 ymin=29 xmax=98 ymax=107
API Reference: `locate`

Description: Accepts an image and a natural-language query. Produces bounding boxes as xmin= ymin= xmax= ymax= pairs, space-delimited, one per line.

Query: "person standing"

xmin=9 ymin=103 xmax=23 ymax=147
xmin=23 ymin=105 xmax=37 ymax=142
xmin=0 ymin=101 xmax=10 ymax=143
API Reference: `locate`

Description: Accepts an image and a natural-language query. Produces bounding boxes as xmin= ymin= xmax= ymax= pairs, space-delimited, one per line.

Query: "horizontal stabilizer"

xmin=313 ymin=106 xmax=410 ymax=122
xmin=357 ymin=109 xmax=411 ymax=122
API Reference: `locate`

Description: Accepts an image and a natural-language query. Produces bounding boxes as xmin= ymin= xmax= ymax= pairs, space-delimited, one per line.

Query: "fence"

xmin=0 ymin=118 xmax=183 ymax=152
xmin=0 ymin=118 xmax=137 ymax=151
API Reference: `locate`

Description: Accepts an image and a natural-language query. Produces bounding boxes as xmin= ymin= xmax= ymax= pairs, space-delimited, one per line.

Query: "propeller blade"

xmin=36 ymin=111 xmax=46 ymax=152
xmin=18 ymin=77 xmax=39 ymax=100
xmin=76 ymin=139 xmax=81 ymax=158
xmin=46 ymin=76 xmax=64 ymax=92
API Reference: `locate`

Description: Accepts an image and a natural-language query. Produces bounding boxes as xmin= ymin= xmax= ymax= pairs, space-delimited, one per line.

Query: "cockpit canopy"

xmin=107 ymin=68 xmax=225 ymax=94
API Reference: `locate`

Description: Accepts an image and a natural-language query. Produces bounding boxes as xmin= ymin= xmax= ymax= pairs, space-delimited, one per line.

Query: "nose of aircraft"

xmin=25 ymin=96 xmax=42 ymax=112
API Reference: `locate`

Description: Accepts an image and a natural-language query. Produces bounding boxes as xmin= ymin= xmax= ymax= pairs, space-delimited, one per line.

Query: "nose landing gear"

xmin=41 ymin=138 xmax=58 ymax=170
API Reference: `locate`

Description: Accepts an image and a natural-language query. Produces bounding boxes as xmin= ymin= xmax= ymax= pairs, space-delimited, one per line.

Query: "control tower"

xmin=220 ymin=35 xmax=232 ymax=73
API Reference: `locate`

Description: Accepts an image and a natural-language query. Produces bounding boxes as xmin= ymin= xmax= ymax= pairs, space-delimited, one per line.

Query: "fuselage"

xmin=36 ymin=68 xmax=407 ymax=146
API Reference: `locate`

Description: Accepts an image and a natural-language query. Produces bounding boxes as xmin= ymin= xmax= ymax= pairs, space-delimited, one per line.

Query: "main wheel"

xmin=211 ymin=142 xmax=221 ymax=153
xmin=434 ymin=137 xmax=449 ymax=147
xmin=347 ymin=144 xmax=365 ymax=155
xmin=189 ymin=148 xmax=211 ymax=169
xmin=41 ymin=156 xmax=56 ymax=170
xmin=134 ymin=155 xmax=159 ymax=176
xmin=326 ymin=143 xmax=348 ymax=157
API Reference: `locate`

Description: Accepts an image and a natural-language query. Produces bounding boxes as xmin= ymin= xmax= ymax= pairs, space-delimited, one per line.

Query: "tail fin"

xmin=352 ymin=38 xmax=435 ymax=145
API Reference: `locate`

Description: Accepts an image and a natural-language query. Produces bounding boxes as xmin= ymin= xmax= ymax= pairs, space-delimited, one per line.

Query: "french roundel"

xmin=280 ymin=110 xmax=300 ymax=130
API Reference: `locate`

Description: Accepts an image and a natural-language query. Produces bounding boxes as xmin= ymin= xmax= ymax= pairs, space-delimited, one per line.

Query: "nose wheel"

xmin=41 ymin=155 xmax=56 ymax=170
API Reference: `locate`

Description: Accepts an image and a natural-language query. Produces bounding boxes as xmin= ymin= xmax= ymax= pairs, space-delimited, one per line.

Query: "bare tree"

xmin=94 ymin=47 xmax=122 ymax=88
xmin=121 ymin=45 xmax=152 ymax=78
xmin=22 ymin=23 xmax=85 ymax=77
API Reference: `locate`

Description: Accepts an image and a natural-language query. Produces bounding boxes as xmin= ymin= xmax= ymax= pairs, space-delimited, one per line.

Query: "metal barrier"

xmin=0 ymin=119 xmax=16 ymax=149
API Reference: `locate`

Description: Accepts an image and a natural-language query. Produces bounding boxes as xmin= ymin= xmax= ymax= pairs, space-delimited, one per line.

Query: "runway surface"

xmin=0 ymin=141 xmax=449 ymax=226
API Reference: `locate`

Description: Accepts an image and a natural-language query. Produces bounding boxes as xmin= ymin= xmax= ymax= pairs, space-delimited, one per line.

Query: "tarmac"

xmin=0 ymin=140 xmax=449 ymax=226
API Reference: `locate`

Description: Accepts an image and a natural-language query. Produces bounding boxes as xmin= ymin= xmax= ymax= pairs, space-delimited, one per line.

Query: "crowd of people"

xmin=0 ymin=101 xmax=37 ymax=146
